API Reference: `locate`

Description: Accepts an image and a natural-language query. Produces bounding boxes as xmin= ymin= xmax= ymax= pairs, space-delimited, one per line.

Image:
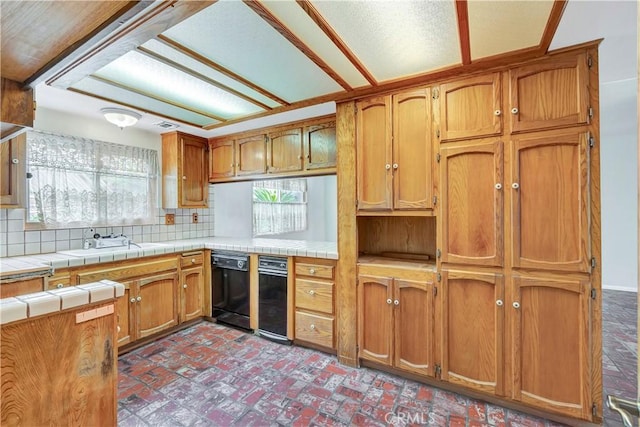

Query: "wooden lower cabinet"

xmin=441 ymin=269 xmax=505 ymax=395
xmin=511 ymin=274 xmax=591 ymax=419
xmin=180 ymin=265 xmax=204 ymax=322
xmin=358 ymin=264 xmax=435 ymax=377
xmin=117 ymin=280 xmax=135 ymax=347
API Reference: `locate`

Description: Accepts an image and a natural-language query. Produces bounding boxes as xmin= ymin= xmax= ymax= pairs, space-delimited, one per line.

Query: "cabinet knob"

xmin=136 ymin=296 xmax=142 ymax=302
xmin=393 ymin=299 xmax=399 ymax=306
xmin=386 ymin=298 xmax=392 ymax=305
xmin=183 ymin=284 xmax=188 ymax=289
xmin=117 ymin=325 xmax=121 ymax=333
xmin=511 ymin=107 xmax=519 ymax=114
xmin=309 ymin=290 xmax=315 ymax=295
xmin=494 ymin=109 xmax=502 ymax=116
xmin=11 ymin=158 xmax=19 ymax=164
xmin=496 ymin=299 xmax=504 ymax=306
xmin=495 ymin=183 xmax=502 ymax=190
xmin=130 ymin=298 xmax=136 ymax=303
xmin=310 ymin=324 xmax=316 ymax=330
xmin=392 ymin=163 xmax=398 ymax=170
xmin=182 ymin=176 xmax=187 ymax=180
xmin=512 ymin=182 xmax=520 ymax=190
xmin=309 ymin=268 xmax=315 ymax=274
xmin=191 ymin=258 xmax=196 ymax=263
xmin=56 ymin=283 xmax=64 ymax=289
xmin=385 ymin=164 xmax=391 ymax=170
xmin=230 ymin=163 xmax=234 ymax=168
xmin=298 ymin=155 xmax=302 ymax=159
xmin=513 ymin=301 xmax=520 ymax=309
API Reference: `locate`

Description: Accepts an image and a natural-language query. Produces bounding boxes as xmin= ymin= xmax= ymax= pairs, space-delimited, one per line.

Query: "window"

xmin=252 ymin=179 xmax=307 ymax=236
xmin=26 ymin=130 xmax=158 ymax=229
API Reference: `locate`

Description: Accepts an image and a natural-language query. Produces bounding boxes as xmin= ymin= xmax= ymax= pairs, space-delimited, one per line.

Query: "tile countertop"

xmin=0 ymin=237 xmax=338 ymax=279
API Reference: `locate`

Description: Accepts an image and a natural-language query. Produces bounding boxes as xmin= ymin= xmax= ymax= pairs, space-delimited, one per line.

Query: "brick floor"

xmin=118 ymin=290 xmax=636 ymax=426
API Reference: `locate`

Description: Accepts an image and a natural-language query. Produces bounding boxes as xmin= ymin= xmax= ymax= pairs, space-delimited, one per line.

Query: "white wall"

xmin=213 ymin=175 xmax=337 ymax=242
xmin=600 ymin=78 xmax=639 ymax=291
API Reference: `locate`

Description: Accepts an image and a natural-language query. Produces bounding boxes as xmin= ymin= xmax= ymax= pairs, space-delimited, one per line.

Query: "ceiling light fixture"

xmin=100 ymin=107 xmax=141 ymax=129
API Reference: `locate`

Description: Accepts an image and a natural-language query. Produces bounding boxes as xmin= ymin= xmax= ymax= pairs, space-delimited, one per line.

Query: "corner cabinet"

xmin=162 ymin=131 xmax=208 ymax=208
xmin=304 ymin=121 xmax=336 ymax=171
xmin=0 ymin=132 xmax=26 ymax=208
xmin=356 ymin=88 xmax=434 ymax=213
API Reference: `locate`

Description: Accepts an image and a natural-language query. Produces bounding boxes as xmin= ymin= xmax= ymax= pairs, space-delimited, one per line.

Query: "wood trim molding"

xmin=243 ymin=0 xmax=352 ymax=91
xmin=136 ymin=46 xmax=273 ymax=111
xmin=455 ymin=0 xmax=472 ymax=65
xmin=296 ymin=0 xmax=378 ymax=87
xmin=156 ymin=34 xmax=290 ymax=107
xmin=208 ymin=113 xmax=335 ymax=142
xmin=538 ymin=0 xmax=568 ymax=54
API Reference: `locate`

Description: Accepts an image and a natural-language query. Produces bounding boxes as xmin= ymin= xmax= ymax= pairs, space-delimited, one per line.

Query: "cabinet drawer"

xmin=180 ymin=252 xmax=204 ymax=268
xmin=295 ymin=279 xmax=333 ymax=314
xmin=295 ymin=263 xmax=334 ymax=280
xmin=46 ymin=274 xmax=72 ymax=290
xmin=295 ymin=311 xmax=334 ymax=348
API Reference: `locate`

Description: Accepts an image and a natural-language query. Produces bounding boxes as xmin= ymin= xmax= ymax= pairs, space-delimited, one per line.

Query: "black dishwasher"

xmin=212 ymin=252 xmax=250 ymax=330
xmin=258 ymin=256 xmax=290 ymax=344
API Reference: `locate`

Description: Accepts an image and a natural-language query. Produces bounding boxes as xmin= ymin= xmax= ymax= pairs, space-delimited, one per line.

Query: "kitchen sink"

xmin=58 ymin=242 xmax=171 ymax=257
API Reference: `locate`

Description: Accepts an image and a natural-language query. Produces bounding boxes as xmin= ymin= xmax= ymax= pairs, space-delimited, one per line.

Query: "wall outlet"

xmin=165 ymin=214 xmax=175 ymax=225
xmin=192 ymin=213 xmax=198 ymax=223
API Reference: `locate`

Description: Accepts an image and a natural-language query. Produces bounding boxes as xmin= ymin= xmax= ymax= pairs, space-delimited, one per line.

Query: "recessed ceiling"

xmin=3 ymin=0 xmax=636 ymax=137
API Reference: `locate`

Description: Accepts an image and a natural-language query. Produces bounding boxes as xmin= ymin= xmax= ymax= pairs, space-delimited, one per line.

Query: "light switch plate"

xmin=165 ymin=214 xmax=175 ymax=225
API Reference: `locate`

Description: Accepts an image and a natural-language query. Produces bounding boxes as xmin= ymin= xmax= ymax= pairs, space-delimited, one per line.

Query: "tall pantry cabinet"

xmin=339 ymin=43 xmax=602 ymax=424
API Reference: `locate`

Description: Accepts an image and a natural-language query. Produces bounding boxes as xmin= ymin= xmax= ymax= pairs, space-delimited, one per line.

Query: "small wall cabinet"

xmin=162 ymin=131 xmax=208 ymax=208
xmin=0 ymin=132 xmax=26 ymax=208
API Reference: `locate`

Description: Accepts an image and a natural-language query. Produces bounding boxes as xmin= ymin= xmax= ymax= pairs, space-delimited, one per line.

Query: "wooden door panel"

xmin=0 ymin=133 xmax=25 ymax=207
xmin=394 ymin=279 xmax=433 ymax=377
xmin=440 ymin=140 xmax=504 ymax=266
xmin=209 ymin=139 xmax=235 ymax=180
xmin=138 ymin=272 xmax=178 ymax=338
xmin=237 ymin=135 xmax=266 ymax=176
xmin=268 ymin=128 xmax=303 ymax=173
xmin=392 ymin=88 xmax=433 ymax=210
xmin=510 ymin=53 xmax=589 ymax=133
xmin=117 ymin=281 xmax=135 ymax=347
xmin=440 ymin=73 xmax=502 ymax=141
xmin=358 ymin=275 xmax=393 ymax=365
xmin=512 ymin=276 xmax=591 ymax=419
xmin=356 ymin=96 xmax=392 ymax=211
xmin=182 ymin=266 xmax=203 ymax=322
xmin=181 ymin=136 xmax=207 ymax=206
xmin=304 ymin=122 xmax=336 ymax=170
xmin=511 ymin=130 xmax=590 ymax=272
xmin=442 ymin=270 xmax=504 ymax=395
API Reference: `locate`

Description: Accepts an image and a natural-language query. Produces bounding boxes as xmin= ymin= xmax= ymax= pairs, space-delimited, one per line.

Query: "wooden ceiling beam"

xmin=45 ymin=1 xmax=215 ymax=89
xmin=455 ymin=0 xmax=472 ymax=65
xmin=156 ymin=34 xmax=291 ymax=107
xmin=539 ymin=0 xmax=569 ymax=54
xmin=136 ymin=46 xmax=273 ymax=111
xmin=243 ymin=0 xmax=353 ymax=91
xmin=295 ymin=0 xmax=378 ymax=87
xmin=88 ymin=75 xmax=228 ymax=123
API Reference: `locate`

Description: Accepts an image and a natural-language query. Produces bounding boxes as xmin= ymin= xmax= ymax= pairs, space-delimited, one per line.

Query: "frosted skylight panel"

xmin=468 ymin=0 xmax=554 ymax=59
xmin=93 ymin=51 xmax=264 ymax=119
xmin=311 ymin=1 xmax=461 ymax=82
xmin=162 ymin=0 xmax=343 ymax=102
xmin=72 ymin=77 xmax=219 ymax=127
xmin=259 ymin=1 xmax=370 ymax=88
xmin=141 ymin=39 xmax=282 ymax=109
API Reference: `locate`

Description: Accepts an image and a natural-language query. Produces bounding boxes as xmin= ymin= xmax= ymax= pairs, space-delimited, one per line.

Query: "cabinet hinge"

xmin=437 ymin=273 xmax=442 ymax=282
xmin=591 ymin=288 xmax=597 ymax=300
xmin=432 ymin=88 xmax=439 ymax=100
xmin=434 ymin=364 xmax=442 ymax=378
xmin=436 ymin=153 xmax=441 ymax=163
xmin=436 ymin=129 xmax=440 ymax=139
xmin=588 ymin=134 xmax=595 ymax=148
xmin=432 ymin=196 xmax=437 ymax=206
xmin=592 ymin=403 xmax=597 ymax=417
xmin=588 ymin=106 xmax=594 ymax=120
xmin=433 ymin=286 xmax=437 ymax=297
xmin=588 ymin=56 xmax=593 ymax=68
xmin=591 ymin=257 xmax=597 ymax=270
xmin=436 ymin=249 xmax=442 ymax=259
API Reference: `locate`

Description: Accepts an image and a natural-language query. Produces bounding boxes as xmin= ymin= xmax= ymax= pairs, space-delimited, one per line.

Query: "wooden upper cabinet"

xmin=441 ymin=269 xmax=504 ymax=396
xmin=358 ymin=274 xmax=393 ymax=365
xmin=237 ymin=134 xmax=267 ymax=176
xmin=357 ymin=96 xmax=393 ymax=211
xmin=392 ymin=88 xmax=433 ymax=210
xmin=267 ymin=128 xmax=303 ymax=173
xmin=162 ymin=132 xmax=208 ymax=208
xmin=511 ymin=275 xmax=591 ymax=419
xmin=439 ymin=72 xmax=502 ymax=141
xmin=511 ymin=129 xmax=590 ymax=272
xmin=209 ymin=138 xmax=235 ymax=180
xmin=440 ymin=139 xmax=504 ymax=266
xmin=304 ymin=121 xmax=336 ymax=171
xmin=0 ymin=133 xmax=26 ymax=207
xmin=509 ymin=53 xmax=589 ymax=133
